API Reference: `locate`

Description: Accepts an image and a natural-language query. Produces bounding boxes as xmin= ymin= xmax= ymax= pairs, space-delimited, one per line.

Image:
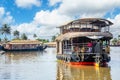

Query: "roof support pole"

xmin=108 ymin=26 xmax=110 ymax=32
xmin=59 ymin=41 xmax=63 ymax=54
xmin=71 ymin=38 xmax=73 ymax=52
xmin=79 ymin=23 xmax=81 ymax=31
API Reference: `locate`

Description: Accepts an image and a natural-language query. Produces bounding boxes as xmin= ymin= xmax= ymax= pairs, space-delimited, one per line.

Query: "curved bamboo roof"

xmin=58 ymin=18 xmax=113 ymax=28
xmin=7 ymin=40 xmax=42 ymax=44
xmin=56 ymin=32 xmax=113 ymax=41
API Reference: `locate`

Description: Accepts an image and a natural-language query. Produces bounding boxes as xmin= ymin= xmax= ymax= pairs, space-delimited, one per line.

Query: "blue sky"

xmin=0 ymin=0 xmax=120 ymax=40
xmin=0 ymin=0 xmax=48 ymax=24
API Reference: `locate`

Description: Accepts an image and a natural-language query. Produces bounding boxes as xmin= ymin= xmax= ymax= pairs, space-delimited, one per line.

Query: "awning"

xmin=56 ymin=32 xmax=113 ymax=41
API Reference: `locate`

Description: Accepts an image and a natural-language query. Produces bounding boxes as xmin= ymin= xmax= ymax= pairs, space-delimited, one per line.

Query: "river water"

xmin=0 ymin=47 xmax=119 ymax=80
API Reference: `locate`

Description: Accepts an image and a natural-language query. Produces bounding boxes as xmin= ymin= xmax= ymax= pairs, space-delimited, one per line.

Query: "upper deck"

xmin=58 ymin=18 xmax=113 ymax=34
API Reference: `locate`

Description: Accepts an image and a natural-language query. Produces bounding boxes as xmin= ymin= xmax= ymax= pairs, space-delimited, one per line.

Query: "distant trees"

xmin=0 ymin=24 xmax=52 ymax=43
xmin=33 ymin=34 xmax=37 ymax=39
xmin=52 ymin=35 xmax=56 ymax=41
xmin=0 ymin=24 xmax=57 ymax=43
xmin=118 ymin=35 xmax=120 ymax=40
xmin=21 ymin=33 xmax=28 ymax=40
xmin=0 ymin=24 xmax=11 ymax=42
xmin=51 ymin=33 xmax=59 ymax=41
xmin=112 ymin=38 xmax=118 ymax=45
xmin=111 ymin=35 xmax=120 ymax=45
xmin=36 ymin=38 xmax=49 ymax=43
xmin=13 ymin=30 xmax=20 ymax=39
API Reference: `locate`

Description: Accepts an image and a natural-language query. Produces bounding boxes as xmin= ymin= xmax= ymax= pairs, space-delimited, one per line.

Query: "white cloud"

xmin=58 ymin=0 xmax=120 ymax=18
xmin=33 ymin=10 xmax=73 ymax=39
xmin=11 ymin=22 xmax=59 ymax=40
xmin=11 ymin=22 xmax=39 ymax=39
xmin=15 ymin=0 xmax=41 ymax=8
xmin=12 ymin=9 xmax=72 ymax=40
xmin=108 ymin=14 xmax=120 ymax=38
xmin=34 ymin=10 xmax=72 ymax=26
xmin=0 ymin=7 xmax=14 ymax=24
xmin=12 ymin=0 xmax=120 ymax=40
xmin=0 ymin=7 xmax=5 ymax=17
xmin=49 ymin=0 xmax=62 ymax=6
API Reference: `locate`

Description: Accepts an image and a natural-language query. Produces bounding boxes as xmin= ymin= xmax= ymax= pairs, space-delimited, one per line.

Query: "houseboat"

xmin=2 ymin=40 xmax=47 ymax=51
xmin=56 ymin=18 xmax=113 ymax=66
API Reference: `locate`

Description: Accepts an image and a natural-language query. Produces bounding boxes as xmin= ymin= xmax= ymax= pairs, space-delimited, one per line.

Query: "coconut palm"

xmin=13 ymin=30 xmax=20 ymax=39
xmin=33 ymin=33 xmax=37 ymax=39
xmin=0 ymin=24 xmax=11 ymax=41
xmin=21 ymin=33 xmax=28 ymax=40
xmin=112 ymin=38 xmax=118 ymax=45
xmin=52 ymin=35 xmax=56 ymax=41
xmin=118 ymin=35 xmax=120 ymax=40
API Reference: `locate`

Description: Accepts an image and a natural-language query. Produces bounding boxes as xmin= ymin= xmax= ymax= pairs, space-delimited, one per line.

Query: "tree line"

xmin=0 ymin=24 xmax=56 ymax=43
xmin=0 ymin=24 xmax=29 ymax=42
xmin=111 ymin=35 xmax=120 ymax=45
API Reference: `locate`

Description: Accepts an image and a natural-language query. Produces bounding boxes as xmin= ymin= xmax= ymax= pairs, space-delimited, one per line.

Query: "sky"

xmin=0 ymin=0 xmax=120 ymax=40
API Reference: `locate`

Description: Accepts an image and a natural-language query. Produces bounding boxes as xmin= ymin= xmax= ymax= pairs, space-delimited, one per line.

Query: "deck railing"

xmin=63 ymin=43 xmax=93 ymax=54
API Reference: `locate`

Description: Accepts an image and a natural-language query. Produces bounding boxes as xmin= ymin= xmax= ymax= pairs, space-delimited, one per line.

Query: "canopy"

xmin=7 ymin=40 xmax=43 ymax=44
xmin=58 ymin=18 xmax=113 ymax=28
xmin=56 ymin=32 xmax=113 ymax=41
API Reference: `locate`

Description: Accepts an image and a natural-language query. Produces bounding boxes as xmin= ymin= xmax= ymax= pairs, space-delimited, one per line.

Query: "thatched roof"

xmin=7 ymin=40 xmax=42 ymax=44
xmin=56 ymin=32 xmax=113 ymax=41
xmin=44 ymin=42 xmax=56 ymax=47
xmin=44 ymin=42 xmax=56 ymax=45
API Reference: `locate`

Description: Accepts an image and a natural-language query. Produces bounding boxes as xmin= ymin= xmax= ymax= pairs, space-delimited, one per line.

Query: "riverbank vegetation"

xmin=111 ymin=35 xmax=120 ymax=46
xmin=0 ymin=24 xmax=49 ymax=43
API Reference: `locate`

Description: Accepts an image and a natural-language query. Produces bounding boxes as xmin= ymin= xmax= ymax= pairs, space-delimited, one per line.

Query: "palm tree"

xmin=52 ymin=35 xmax=56 ymax=42
xmin=0 ymin=24 xmax=11 ymax=41
xmin=13 ymin=30 xmax=20 ymax=39
xmin=21 ymin=33 xmax=28 ymax=40
xmin=112 ymin=38 xmax=118 ymax=45
xmin=33 ymin=34 xmax=37 ymax=39
xmin=118 ymin=35 xmax=120 ymax=40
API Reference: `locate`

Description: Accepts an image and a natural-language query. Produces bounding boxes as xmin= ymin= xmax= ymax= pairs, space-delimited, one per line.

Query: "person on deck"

xmin=87 ymin=41 xmax=93 ymax=53
xmin=92 ymin=41 xmax=97 ymax=53
xmin=105 ymin=45 xmax=110 ymax=54
xmin=94 ymin=40 xmax=102 ymax=54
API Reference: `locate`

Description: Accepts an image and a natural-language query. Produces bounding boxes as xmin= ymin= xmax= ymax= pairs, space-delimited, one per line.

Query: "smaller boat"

xmin=2 ymin=40 xmax=47 ymax=51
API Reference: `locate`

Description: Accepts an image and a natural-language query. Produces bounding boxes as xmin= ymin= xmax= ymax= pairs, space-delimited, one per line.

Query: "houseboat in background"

xmin=44 ymin=42 xmax=56 ymax=47
xmin=2 ymin=40 xmax=47 ymax=51
xmin=56 ymin=18 xmax=113 ymax=66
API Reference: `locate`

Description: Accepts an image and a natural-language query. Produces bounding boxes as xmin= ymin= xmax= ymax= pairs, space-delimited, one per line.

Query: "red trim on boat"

xmin=69 ymin=62 xmax=95 ymax=65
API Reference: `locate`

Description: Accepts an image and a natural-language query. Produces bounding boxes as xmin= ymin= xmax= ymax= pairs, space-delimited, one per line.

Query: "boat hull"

xmin=56 ymin=53 xmax=110 ymax=66
xmin=3 ymin=45 xmax=47 ymax=52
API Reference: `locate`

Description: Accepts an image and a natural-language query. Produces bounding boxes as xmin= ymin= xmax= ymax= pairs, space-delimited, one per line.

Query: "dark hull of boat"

xmin=56 ymin=53 xmax=110 ymax=66
xmin=3 ymin=46 xmax=47 ymax=52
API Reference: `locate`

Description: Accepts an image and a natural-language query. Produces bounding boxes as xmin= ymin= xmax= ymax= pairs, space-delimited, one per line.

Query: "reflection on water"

xmin=0 ymin=48 xmax=57 ymax=80
xmin=109 ymin=47 xmax=120 ymax=80
xmin=0 ymin=51 xmax=42 ymax=64
xmin=0 ymin=47 xmax=120 ymax=80
xmin=56 ymin=63 xmax=111 ymax=80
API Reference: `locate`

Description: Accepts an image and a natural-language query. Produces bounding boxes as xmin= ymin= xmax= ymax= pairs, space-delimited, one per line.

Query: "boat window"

xmin=81 ymin=24 xmax=86 ymax=28
xmin=101 ymin=26 xmax=109 ymax=32
xmin=86 ymin=24 xmax=92 ymax=28
xmin=74 ymin=24 xmax=80 ymax=28
xmin=63 ymin=40 xmax=71 ymax=49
